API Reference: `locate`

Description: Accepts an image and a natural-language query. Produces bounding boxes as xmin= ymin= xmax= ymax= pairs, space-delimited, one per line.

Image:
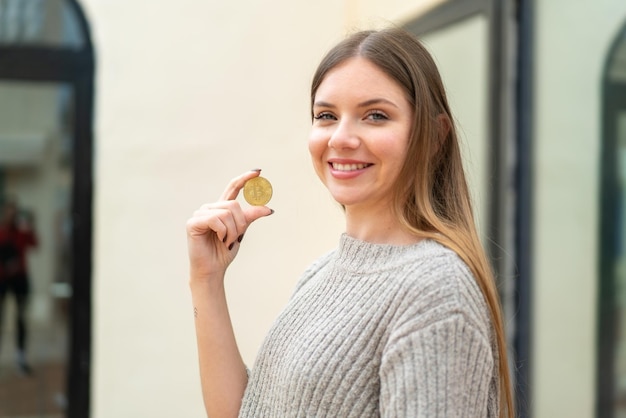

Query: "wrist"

xmin=189 ymin=272 xmax=226 ymax=294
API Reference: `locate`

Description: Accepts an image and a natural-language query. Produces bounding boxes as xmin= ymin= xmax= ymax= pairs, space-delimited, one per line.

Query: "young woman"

xmin=187 ymin=28 xmax=514 ymax=418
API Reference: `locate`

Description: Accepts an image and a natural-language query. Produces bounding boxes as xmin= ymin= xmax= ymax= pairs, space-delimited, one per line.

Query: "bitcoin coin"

xmin=243 ymin=176 xmax=273 ymax=206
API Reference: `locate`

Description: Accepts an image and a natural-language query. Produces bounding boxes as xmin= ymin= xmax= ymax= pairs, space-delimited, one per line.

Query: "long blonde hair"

xmin=311 ymin=28 xmax=514 ymax=418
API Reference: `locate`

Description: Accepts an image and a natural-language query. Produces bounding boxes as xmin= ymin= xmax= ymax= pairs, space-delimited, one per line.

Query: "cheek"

xmin=375 ymin=132 xmax=410 ymax=161
xmin=308 ymin=129 xmax=329 ymax=181
xmin=307 ymin=129 xmax=327 ymax=163
xmin=373 ymin=131 xmax=411 ymax=179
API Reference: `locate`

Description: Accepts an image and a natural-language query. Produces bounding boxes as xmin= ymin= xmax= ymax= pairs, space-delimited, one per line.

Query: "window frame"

xmin=598 ymin=21 xmax=626 ymax=418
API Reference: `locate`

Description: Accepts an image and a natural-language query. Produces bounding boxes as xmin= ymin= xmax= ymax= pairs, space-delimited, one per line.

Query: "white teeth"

xmin=331 ymin=163 xmax=369 ymax=171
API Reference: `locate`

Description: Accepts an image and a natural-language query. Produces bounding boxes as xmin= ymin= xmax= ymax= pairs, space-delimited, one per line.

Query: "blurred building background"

xmin=0 ymin=0 xmax=625 ymax=417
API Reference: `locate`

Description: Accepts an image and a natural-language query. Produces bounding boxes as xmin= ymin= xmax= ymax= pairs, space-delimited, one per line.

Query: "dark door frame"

xmin=406 ymin=0 xmax=534 ymax=417
xmin=0 ymin=1 xmax=95 ymax=417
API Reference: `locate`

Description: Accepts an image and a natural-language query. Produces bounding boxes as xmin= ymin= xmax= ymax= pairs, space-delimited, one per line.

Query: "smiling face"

xmin=309 ymin=57 xmax=413 ymax=214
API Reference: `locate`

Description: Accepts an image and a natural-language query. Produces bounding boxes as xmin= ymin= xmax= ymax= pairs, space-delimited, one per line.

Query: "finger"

xmin=243 ymin=206 xmax=275 ymax=226
xmin=216 ymin=210 xmax=240 ymax=247
xmin=219 ymin=169 xmax=262 ymax=201
xmin=228 ymin=206 xmax=273 ymax=252
xmin=188 ymin=207 xmax=240 ymax=243
xmin=226 ymin=201 xmax=248 ymax=240
xmin=187 ymin=212 xmax=228 ymax=242
xmin=211 ymin=207 xmax=274 ymax=250
xmin=199 ymin=201 xmax=247 ymax=245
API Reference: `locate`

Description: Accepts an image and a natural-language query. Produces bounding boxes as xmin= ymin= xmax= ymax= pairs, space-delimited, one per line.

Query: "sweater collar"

xmin=333 ymin=233 xmax=435 ymax=274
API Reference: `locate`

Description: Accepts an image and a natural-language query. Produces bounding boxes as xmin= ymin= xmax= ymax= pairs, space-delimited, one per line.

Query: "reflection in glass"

xmin=0 ymin=81 xmax=73 ymax=417
xmin=0 ymin=0 xmax=84 ymax=49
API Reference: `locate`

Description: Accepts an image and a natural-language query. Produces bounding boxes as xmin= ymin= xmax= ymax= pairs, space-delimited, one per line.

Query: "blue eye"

xmin=313 ymin=112 xmax=336 ymax=120
xmin=366 ymin=111 xmax=388 ymax=121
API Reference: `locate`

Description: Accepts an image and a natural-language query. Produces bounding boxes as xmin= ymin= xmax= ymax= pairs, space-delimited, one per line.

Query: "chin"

xmin=329 ymin=193 xmax=360 ymax=208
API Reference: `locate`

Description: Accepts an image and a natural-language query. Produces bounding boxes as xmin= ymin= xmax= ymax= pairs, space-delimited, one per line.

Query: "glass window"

xmin=0 ymin=80 xmax=74 ymax=417
xmin=0 ymin=0 xmax=85 ymax=49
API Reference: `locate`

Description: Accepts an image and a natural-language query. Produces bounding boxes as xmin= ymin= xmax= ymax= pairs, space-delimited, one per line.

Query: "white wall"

xmin=346 ymin=0 xmax=445 ymax=29
xmin=83 ymin=0 xmax=470 ymax=416
xmin=533 ymin=1 xmax=626 ymax=417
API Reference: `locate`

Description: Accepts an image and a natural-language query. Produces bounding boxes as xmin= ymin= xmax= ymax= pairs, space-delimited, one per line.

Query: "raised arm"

xmin=187 ymin=170 xmax=273 ymax=418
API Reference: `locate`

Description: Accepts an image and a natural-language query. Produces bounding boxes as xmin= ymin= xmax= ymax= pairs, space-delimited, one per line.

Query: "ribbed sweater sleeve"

xmin=380 ymin=314 xmax=493 ymax=417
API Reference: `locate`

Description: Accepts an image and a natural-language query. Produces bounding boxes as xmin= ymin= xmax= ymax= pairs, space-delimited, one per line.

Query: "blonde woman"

xmin=187 ymin=28 xmax=514 ymax=418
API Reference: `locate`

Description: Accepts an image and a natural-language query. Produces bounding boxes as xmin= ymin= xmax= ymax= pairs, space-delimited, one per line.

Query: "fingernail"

xmin=251 ymin=168 xmax=262 ymax=172
xmin=228 ymin=242 xmax=235 ymax=250
xmin=237 ymin=234 xmax=244 ymax=243
xmin=269 ymin=209 xmax=275 ymax=215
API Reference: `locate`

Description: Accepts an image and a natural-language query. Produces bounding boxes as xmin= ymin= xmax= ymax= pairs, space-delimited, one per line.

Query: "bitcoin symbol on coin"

xmin=243 ymin=176 xmax=273 ymax=206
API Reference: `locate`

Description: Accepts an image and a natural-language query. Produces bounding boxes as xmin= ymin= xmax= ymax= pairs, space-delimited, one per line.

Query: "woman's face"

xmin=309 ymin=57 xmax=413 ymax=212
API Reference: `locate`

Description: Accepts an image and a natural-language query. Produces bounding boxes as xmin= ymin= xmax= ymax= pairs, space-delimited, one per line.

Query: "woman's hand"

xmin=186 ymin=170 xmax=274 ymax=282
xmin=187 ymin=172 xmax=269 ymax=417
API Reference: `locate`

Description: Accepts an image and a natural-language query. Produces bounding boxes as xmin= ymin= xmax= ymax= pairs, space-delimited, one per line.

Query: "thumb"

xmin=244 ymin=206 xmax=275 ymax=225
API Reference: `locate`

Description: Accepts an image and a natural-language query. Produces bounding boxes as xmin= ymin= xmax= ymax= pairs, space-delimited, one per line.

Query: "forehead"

xmin=315 ymin=57 xmax=406 ymax=102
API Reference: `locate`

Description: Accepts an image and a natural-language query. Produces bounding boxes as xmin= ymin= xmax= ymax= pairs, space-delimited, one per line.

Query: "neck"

xmin=344 ymin=204 xmax=420 ymax=245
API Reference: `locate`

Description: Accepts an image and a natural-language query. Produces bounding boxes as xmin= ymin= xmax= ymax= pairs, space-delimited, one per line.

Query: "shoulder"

xmin=398 ymin=239 xmax=479 ymax=299
xmin=390 ymin=240 xmax=492 ymax=341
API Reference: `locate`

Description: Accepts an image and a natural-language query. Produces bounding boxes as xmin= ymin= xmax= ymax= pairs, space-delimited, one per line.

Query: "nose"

xmin=328 ymin=119 xmax=360 ymax=149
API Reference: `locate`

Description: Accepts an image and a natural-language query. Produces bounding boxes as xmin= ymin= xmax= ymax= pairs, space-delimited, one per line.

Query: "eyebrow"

xmin=313 ymin=98 xmax=399 ymax=109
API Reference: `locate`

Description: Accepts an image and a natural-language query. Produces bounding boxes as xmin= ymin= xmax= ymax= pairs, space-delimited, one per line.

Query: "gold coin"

xmin=243 ymin=176 xmax=273 ymax=206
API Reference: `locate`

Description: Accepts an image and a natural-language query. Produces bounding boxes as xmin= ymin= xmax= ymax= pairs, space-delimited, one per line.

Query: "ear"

xmin=431 ymin=113 xmax=451 ymax=157
xmin=437 ymin=113 xmax=451 ymax=141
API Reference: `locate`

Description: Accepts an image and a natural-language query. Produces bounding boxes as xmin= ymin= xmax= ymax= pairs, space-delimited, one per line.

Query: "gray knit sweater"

xmin=239 ymin=234 xmax=499 ymax=417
